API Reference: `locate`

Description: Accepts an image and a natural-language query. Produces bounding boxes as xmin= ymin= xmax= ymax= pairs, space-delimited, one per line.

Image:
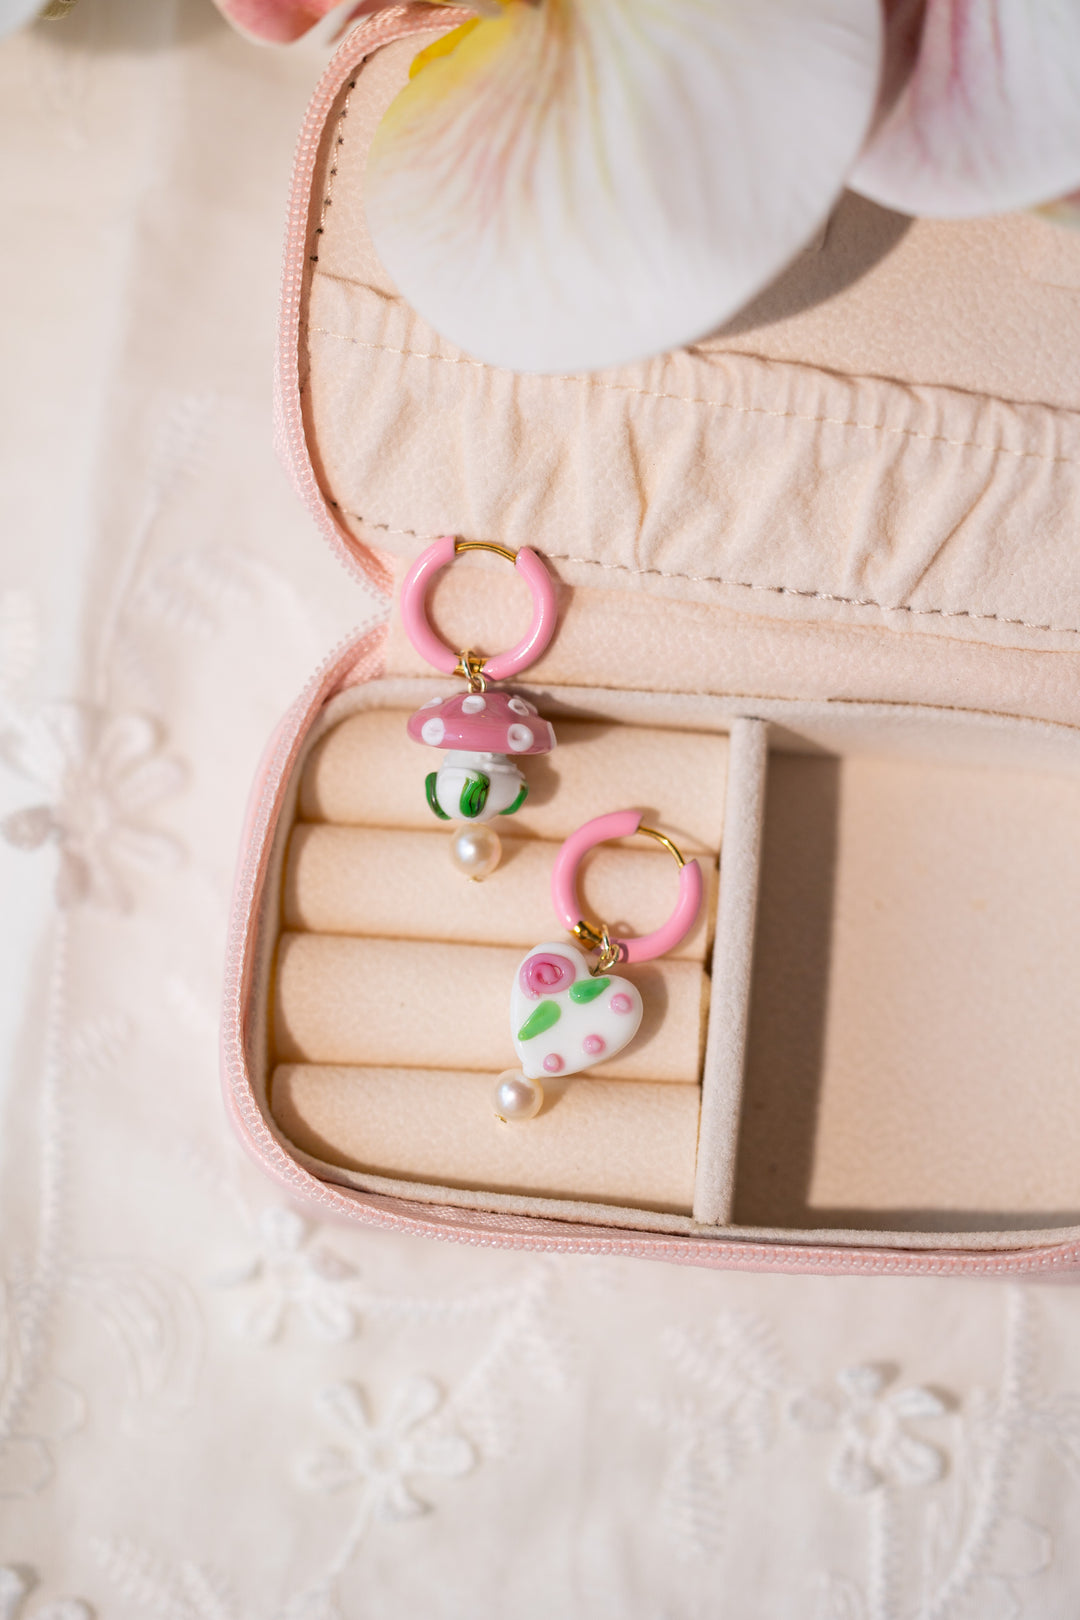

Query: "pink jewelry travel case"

xmin=223 ymin=5 xmax=1080 ymax=1278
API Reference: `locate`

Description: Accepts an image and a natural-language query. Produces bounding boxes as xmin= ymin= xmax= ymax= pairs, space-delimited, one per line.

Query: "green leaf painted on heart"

xmin=517 ymin=1000 xmax=560 ymax=1042
xmin=569 ymin=977 xmax=610 ymax=1004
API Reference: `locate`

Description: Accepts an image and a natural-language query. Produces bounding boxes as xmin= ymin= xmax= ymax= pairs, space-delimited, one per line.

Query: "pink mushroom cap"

xmin=407 ymin=690 xmax=556 ymax=755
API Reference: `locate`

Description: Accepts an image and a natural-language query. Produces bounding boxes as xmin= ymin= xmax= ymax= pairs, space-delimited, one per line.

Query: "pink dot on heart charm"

xmin=582 ymin=1034 xmax=606 ymax=1056
xmin=610 ymin=994 xmax=632 ymax=1014
xmin=543 ymin=1053 xmax=564 ymax=1073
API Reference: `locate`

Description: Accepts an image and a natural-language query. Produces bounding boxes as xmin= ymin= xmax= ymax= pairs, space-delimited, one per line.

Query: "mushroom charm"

xmin=408 ymin=691 xmax=556 ymax=821
xmin=399 ymin=536 xmax=560 ymax=880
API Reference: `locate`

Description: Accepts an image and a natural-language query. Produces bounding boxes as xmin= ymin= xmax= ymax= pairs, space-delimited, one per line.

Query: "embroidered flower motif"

xmin=212 ymin=1207 xmax=359 ymax=1345
xmin=790 ymin=1363 xmax=948 ymax=1495
xmin=0 ymin=1565 xmax=92 ymax=1620
xmin=298 ymin=1377 xmax=475 ymax=1520
xmin=0 ymin=704 xmax=184 ymax=907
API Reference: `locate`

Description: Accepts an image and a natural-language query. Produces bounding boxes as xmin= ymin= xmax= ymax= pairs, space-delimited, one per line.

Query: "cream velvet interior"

xmin=264 ymin=20 xmax=1080 ymax=1254
xmin=267 ymin=684 xmax=726 ymax=1217
xmin=257 ymin=679 xmax=1080 ymax=1250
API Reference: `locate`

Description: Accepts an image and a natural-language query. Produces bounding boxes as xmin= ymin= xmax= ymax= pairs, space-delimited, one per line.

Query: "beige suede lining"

xmin=266 ymin=684 xmax=726 ymax=1216
xmin=255 ymin=679 xmax=1080 ymax=1249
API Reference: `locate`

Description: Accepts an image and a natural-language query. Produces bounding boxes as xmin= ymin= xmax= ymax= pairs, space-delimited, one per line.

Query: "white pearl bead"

xmin=450 ymin=823 xmax=502 ymax=881
xmin=493 ymin=1070 xmax=543 ymax=1122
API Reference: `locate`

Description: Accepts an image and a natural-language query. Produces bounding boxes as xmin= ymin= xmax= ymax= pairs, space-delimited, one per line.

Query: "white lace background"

xmin=3 ymin=4 xmax=1080 ymax=1616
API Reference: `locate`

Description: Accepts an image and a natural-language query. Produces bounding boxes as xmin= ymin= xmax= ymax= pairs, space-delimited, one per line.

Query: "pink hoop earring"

xmin=401 ymin=536 xmax=559 ymax=880
xmin=494 ymin=811 xmax=704 ymax=1122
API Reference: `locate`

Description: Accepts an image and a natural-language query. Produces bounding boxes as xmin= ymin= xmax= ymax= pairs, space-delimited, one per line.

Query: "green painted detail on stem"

xmin=517 ymin=1000 xmax=560 ymax=1042
xmin=569 ymin=977 xmax=610 ymax=1004
xmin=459 ymin=773 xmax=490 ymax=819
xmin=499 ymin=782 xmax=529 ymax=816
xmin=425 ymin=772 xmax=450 ymax=820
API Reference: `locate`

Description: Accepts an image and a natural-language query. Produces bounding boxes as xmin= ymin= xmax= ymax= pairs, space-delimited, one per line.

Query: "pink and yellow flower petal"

xmin=365 ymin=0 xmax=883 ymax=373
xmin=852 ymin=0 xmax=1080 ymax=217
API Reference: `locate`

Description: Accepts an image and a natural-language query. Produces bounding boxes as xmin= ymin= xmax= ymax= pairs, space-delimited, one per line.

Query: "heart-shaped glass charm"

xmin=511 ymin=941 xmax=643 ymax=1081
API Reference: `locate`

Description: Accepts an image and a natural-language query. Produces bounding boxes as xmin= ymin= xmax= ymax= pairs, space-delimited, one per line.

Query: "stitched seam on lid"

xmin=338 ymin=509 xmax=1080 ymax=638
xmin=307 ymin=325 xmax=1080 ymax=467
xmin=310 ymin=80 xmax=356 ymax=266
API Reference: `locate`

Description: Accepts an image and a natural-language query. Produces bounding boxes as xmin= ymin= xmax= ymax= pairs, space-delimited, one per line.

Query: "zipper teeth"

xmin=276 ymin=3 xmax=472 ymax=599
xmin=254 ymin=16 xmax=1080 ymax=1281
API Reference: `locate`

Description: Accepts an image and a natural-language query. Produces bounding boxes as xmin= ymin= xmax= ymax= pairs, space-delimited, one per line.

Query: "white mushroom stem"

xmin=433 ymin=751 xmax=527 ymax=822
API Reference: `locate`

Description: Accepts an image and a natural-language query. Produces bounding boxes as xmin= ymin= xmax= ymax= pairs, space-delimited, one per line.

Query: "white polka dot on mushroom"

xmin=421 ymin=718 xmax=446 ymax=745
xmin=507 ymin=724 xmax=534 ymax=752
xmin=462 ymin=694 xmax=486 ymax=714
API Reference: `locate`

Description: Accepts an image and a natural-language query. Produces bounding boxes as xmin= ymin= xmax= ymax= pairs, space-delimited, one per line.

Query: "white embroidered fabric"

xmin=2 ymin=4 xmax=1080 ymax=1616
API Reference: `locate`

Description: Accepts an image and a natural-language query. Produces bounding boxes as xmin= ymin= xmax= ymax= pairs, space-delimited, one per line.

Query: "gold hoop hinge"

xmin=453 ymin=648 xmax=488 ymax=692
xmin=636 ymin=824 xmax=687 ymax=867
xmin=572 ymin=920 xmax=622 ymax=974
xmin=453 ymin=538 xmax=518 ymax=564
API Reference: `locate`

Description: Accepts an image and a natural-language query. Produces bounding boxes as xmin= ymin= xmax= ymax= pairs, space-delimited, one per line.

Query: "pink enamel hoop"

xmin=551 ymin=810 xmax=704 ymax=966
xmin=400 ymin=535 xmax=558 ymax=682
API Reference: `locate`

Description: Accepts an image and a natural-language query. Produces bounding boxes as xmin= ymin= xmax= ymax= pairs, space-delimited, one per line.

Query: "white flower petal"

xmin=377 ymin=1477 xmax=428 ymax=1521
xmin=411 ymin=1433 xmax=475 ymax=1478
xmin=889 ymin=1385 xmax=948 ymax=1420
xmin=885 ymin=1431 xmax=944 ymax=1488
xmin=36 ymin=1602 xmax=93 ymax=1620
xmin=852 ymin=0 xmax=1080 ymax=217
xmin=1 ymin=805 xmax=54 ymax=850
xmin=259 ymin=1205 xmax=308 ymax=1256
xmin=301 ymin=1292 xmax=357 ymax=1344
xmin=1 ymin=704 xmax=86 ymax=792
xmin=318 ymin=1381 xmax=372 ymax=1439
xmin=366 ymin=0 xmax=882 ymax=372
xmin=830 ymin=1441 xmax=880 ymax=1495
xmin=384 ymin=1375 xmax=442 ymax=1434
xmin=836 ymin=1364 xmax=888 ymax=1400
xmin=306 ymin=1244 xmax=357 ymax=1282
xmin=239 ymin=1294 xmax=285 ymax=1344
xmin=297 ymin=1444 xmax=359 ymax=1493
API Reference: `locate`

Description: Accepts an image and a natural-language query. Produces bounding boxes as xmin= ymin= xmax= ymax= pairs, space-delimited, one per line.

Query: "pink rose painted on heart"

xmin=519 ymin=952 xmax=576 ymax=1000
